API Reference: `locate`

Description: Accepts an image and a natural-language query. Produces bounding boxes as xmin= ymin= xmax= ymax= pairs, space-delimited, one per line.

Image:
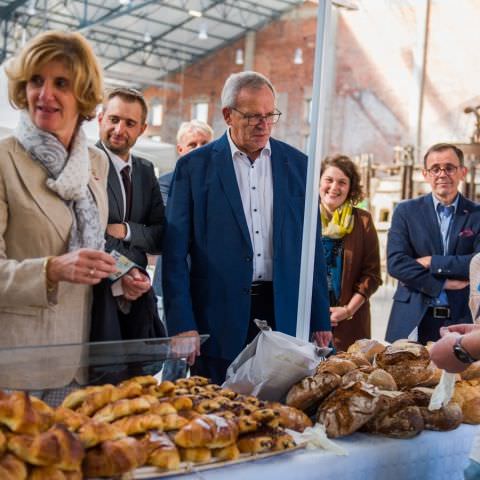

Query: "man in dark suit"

xmin=386 ymin=143 xmax=480 ymax=344
xmin=162 ymin=71 xmax=331 ymax=384
xmin=90 ymin=87 xmax=165 ymax=342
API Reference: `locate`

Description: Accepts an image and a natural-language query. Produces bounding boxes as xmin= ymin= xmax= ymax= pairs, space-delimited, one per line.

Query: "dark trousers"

xmin=191 ymin=282 xmax=275 ymax=385
xmin=418 ymin=307 xmax=453 ymax=344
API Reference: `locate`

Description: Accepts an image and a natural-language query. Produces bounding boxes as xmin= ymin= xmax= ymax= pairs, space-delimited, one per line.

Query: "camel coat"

xmin=332 ymin=207 xmax=382 ymax=351
xmin=0 ymin=136 xmax=109 ymax=388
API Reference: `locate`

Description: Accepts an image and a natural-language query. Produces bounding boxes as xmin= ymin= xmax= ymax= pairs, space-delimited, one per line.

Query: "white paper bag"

xmin=223 ymin=321 xmax=325 ymax=401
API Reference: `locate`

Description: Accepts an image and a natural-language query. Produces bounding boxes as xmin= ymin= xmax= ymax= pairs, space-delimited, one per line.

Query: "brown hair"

xmin=5 ymin=30 xmax=103 ymax=121
xmin=423 ymin=143 xmax=464 ymax=167
xmin=321 ymin=154 xmax=364 ymax=205
xmin=104 ymin=87 xmax=148 ymax=124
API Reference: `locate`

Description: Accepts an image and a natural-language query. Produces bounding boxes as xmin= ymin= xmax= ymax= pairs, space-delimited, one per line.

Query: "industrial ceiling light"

xmin=293 ymin=47 xmax=303 ymax=65
xmin=235 ymin=49 xmax=244 ymax=65
xmin=189 ymin=9 xmax=202 ymax=17
xmin=27 ymin=0 xmax=36 ymax=15
xmin=144 ymin=31 xmax=152 ymax=43
xmin=198 ymin=23 xmax=208 ymax=40
xmin=119 ymin=0 xmax=130 ymax=5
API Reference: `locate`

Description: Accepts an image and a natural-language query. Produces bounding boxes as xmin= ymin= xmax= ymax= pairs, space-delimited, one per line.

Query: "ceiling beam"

xmin=0 ymin=0 xmax=29 ymax=21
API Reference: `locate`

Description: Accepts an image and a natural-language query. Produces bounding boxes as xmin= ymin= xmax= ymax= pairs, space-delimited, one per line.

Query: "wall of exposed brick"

xmin=144 ymin=0 xmax=480 ymax=164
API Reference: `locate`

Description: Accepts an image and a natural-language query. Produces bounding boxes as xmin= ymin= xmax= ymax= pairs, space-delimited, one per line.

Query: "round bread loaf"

xmin=347 ymin=339 xmax=387 ymax=363
xmin=375 ymin=340 xmax=431 ymax=388
xmin=316 ymin=381 xmax=380 ymax=438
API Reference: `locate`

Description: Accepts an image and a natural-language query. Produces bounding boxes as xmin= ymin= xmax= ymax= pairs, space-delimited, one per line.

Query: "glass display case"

xmin=0 ymin=335 xmax=209 ymax=405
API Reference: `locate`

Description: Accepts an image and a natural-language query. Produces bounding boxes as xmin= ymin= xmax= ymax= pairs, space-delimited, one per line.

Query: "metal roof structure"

xmin=0 ymin=0 xmax=305 ymax=88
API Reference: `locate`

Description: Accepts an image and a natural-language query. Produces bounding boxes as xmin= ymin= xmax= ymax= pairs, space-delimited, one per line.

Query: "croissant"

xmin=0 ymin=453 xmax=27 ymax=480
xmin=118 ymin=375 xmax=158 ymax=388
xmin=169 ymin=396 xmax=194 ymax=412
xmin=149 ymin=401 xmax=177 ymax=416
xmin=61 ymin=386 xmax=106 ymax=410
xmin=82 ymin=437 xmax=147 ymax=478
xmin=0 ymin=392 xmax=50 ymax=435
xmin=145 ymin=432 xmax=181 ymax=470
xmin=76 ymin=385 xmax=116 ymax=417
xmin=174 ymin=414 xmax=238 ymax=449
xmin=0 ymin=428 xmax=6 ymax=455
xmin=8 ymin=424 xmax=84 ymax=471
xmin=179 ymin=446 xmax=212 ymax=463
xmin=53 ymin=408 xmax=89 ymax=433
xmin=92 ymin=397 xmax=151 ymax=423
xmin=237 ymin=434 xmax=273 ymax=454
xmin=212 ymin=443 xmax=240 ymax=461
xmin=77 ymin=420 xmax=126 ymax=448
xmin=161 ymin=413 xmax=189 ymax=431
xmin=113 ymin=413 xmax=164 ymax=435
xmin=144 ymin=381 xmax=176 ymax=398
xmin=29 ymin=466 xmax=82 ymax=480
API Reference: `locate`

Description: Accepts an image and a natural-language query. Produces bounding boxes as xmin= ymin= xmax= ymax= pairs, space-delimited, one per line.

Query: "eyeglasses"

xmin=426 ymin=165 xmax=459 ymax=177
xmin=231 ymin=107 xmax=282 ymax=126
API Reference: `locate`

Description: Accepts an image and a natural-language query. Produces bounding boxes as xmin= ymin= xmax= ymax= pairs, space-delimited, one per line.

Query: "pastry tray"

xmin=120 ymin=444 xmax=305 ymax=479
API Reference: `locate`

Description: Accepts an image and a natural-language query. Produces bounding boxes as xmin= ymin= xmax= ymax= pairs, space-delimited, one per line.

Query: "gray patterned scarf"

xmin=14 ymin=111 xmax=105 ymax=251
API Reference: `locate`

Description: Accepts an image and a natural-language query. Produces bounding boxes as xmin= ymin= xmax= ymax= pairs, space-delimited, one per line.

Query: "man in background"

xmin=91 ymin=87 xmax=165 ymax=342
xmin=386 ymin=143 xmax=480 ymax=344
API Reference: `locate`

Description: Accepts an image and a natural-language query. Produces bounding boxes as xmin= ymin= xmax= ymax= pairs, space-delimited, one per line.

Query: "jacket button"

xmin=437 ymin=268 xmax=442 ymax=273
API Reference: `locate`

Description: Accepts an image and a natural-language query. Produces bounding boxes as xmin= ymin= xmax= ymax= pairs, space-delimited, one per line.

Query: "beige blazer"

xmin=0 ymin=136 xmax=109 ymax=351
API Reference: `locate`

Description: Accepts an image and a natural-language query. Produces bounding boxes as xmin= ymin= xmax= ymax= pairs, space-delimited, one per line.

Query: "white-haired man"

xmin=162 ymin=71 xmax=331 ymax=384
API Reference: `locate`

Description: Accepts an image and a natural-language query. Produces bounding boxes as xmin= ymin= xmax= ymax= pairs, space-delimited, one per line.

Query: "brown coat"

xmin=0 ymin=136 xmax=109 ymax=388
xmin=333 ymin=207 xmax=382 ymax=351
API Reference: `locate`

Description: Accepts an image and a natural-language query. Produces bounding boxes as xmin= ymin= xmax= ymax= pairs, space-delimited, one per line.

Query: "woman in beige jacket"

xmin=0 ymin=31 xmax=117 ymax=385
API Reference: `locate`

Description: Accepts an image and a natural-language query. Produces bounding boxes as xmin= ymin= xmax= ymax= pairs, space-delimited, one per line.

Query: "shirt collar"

xmin=226 ymin=128 xmax=271 ymax=161
xmin=102 ymin=142 xmax=132 ymax=174
xmin=432 ymin=193 xmax=459 ymax=214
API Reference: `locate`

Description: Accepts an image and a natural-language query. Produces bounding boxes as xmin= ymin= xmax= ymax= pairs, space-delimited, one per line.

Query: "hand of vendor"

xmin=121 ymin=268 xmax=151 ymax=301
xmin=440 ymin=324 xmax=480 ymax=336
xmin=172 ymin=330 xmax=201 ymax=366
xmin=312 ymin=330 xmax=333 ymax=348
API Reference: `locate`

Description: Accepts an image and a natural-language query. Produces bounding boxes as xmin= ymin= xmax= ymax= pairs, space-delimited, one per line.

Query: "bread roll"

xmin=452 ymin=380 xmax=480 ymax=424
xmin=286 ymin=372 xmax=341 ymax=411
xmin=366 ymin=405 xmax=424 ymax=439
xmin=316 ymin=381 xmax=381 ymax=438
xmin=331 ymin=351 xmax=371 ymax=368
xmin=347 ymin=339 xmax=387 ymax=362
xmin=419 ymin=404 xmax=463 ymax=431
xmin=367 ymin=369 xmax=398 ymax=391
xmin=315 ymin=357 xmax=358 ymax=376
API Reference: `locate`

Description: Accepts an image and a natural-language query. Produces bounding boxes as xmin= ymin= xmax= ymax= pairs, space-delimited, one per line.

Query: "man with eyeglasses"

xmin=162 ymin=71 xmax=331 ymax=384
xmin=90 ymin=87 xmax=166 ymax=344
xmin=386 ymin=142 xmax=480 ymax=344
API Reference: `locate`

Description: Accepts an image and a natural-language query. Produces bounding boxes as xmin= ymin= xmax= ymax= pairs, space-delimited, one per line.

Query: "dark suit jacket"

xmin=91 ymin=143 xmax=166 ymax=342
xmin=159 ymin=171 xmax=173 ymax=207
xmin=386 ymin=193 xmax=480 ymax=341
xmin=97 ymin=142 xmax=165 ymax=268
xmin=333 ymin=208 xmax=382 ymax=351
xmin=162 ymin=132 xmax=330 ymax=361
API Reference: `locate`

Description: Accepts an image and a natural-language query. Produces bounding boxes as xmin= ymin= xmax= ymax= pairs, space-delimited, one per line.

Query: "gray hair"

xmin=221 ymin=71 xmax=276 ymax=109
xmin=176 ymin=119 xmax=214 ymax=144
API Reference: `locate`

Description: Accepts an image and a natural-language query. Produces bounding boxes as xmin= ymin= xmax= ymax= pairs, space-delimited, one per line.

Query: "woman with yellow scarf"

xmin=320 ymin=155 xmax=382 ymax=351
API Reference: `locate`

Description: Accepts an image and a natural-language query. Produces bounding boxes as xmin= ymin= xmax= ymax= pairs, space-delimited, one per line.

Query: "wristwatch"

xmin=452 ymin=336 xmax=477 ymax=364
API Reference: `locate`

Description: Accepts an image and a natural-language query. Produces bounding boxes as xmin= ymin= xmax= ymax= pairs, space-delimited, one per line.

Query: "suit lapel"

xmin=270 ymin=139 xmax=287 ymax=253
xmin=12 ymin=141 xmax=72 ymax=243
xmin=423 ymin=194 xmax=444 ymax=255
xmin=214 ymin=134 xmax=252 ymax=249
xmin=96 ymin=141 xmax=123 ymax=219
xmin=448 ymin=194 xmax=470 ymax=254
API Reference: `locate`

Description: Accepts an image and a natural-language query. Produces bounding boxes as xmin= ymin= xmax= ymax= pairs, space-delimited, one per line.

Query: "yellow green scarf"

xmin=321 ymin=201 xmax=354 ymax=239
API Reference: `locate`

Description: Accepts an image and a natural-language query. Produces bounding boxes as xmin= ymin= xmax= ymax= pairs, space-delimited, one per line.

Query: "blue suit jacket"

xmin=386 ymin=193 xmax=480 ymax=341
xmin=162 ymin=133 xmax=330 ymax=360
